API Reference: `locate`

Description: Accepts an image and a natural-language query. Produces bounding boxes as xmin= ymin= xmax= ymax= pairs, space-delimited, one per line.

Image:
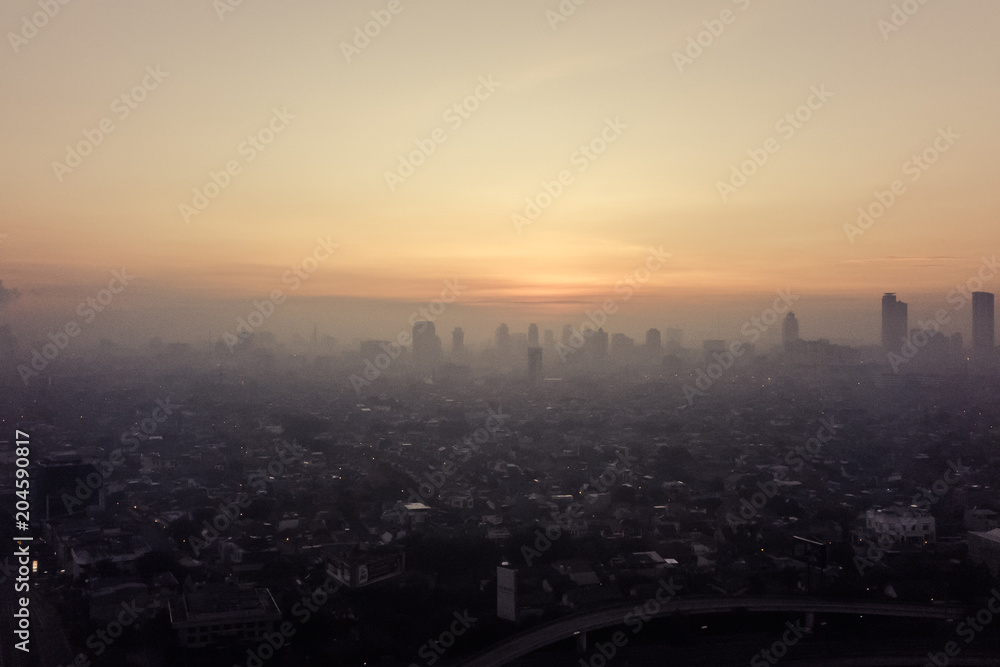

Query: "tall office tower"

xmin=881 ymin=293 xmax=908 ymax=351
xmin=527 ymin=347 xmax=543 ymax=382
xmin=527 ymin=323 xmax=539 ymax=347
xmin=495 ymin=323 xmax=510 ymax=352
xmin=972 ymin=292 xmax=995 ymax=352
xmin=589 ymin=328 xmax=609 ymax=358
xmin=412 ymin=321 xmax=442 ymax=365
xmin=561 ymin=324 xmax=573 ymax=346
xmin=782 ymin=312 xmax=800 ymax=349
xmin=543 ymin=329 xmax=555 ymax=347
xmin=452 ymin=327 xmax=465 ymax=355
xmin=646 ymin=328 xmax=662 ymax=349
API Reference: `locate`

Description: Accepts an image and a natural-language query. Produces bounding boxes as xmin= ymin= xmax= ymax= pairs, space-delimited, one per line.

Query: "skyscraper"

xmin=412 ymin=321 xmax=442 ymax=366
xmin=527 ymin=347 xmax=542 ymax=382
xmin=527 ymin=323 xmax=539 ymax=347
xmin=452 ymin=327 xmax=464 ymax=355
xmin=972 ymin=292 xmax=995 ymax=352
xmin=782 ymin=312 xmax=800 ymax=350
xmin=561 ymin=324 xmax=573 ymax=346
xmin=881 ymin=293 xmax=908 ymax=351
xmin=645 ymin=328 xmax=662 ymax=349
xmin=495 ymin=323 xmax=510 ymax=352
xmin=587 ymin=328 xmax=609 ymax=359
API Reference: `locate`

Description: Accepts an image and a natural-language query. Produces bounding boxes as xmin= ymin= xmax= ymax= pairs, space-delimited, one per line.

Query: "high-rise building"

xmin=527 ymin=323 xmax=539 ymax=347
xmin=881 ymin=293 xmax=908 ymax=351
xmin=412 ymin=321 xmax=441 ymax=366
xmin=561 ymin=324 xmax=573 ymax=346
xmin=527 ymin=347 xmax=542 ymax=382
xmin=972 ymin=292 xmax=995 ymax=352
xmin=782 ymin=312 xmax=800 ymax=349
xmin=495 ymin=323 xmax=510 ymax=352
xmin=586 ymin=328 xmax=609 ymax=359
xmin=452 ymin=327 xmax=464 ymax=355
xmin=645 ymin=328 xmax=661 ymax=349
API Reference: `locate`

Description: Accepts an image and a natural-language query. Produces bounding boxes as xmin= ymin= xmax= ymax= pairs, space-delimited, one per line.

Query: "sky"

xmin=1 ymin=0 xmax=998 ymax=346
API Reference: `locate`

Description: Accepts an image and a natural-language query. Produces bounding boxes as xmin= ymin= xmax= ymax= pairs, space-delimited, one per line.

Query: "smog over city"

xmin=2 ymin=1 xmax=1000 ymax=666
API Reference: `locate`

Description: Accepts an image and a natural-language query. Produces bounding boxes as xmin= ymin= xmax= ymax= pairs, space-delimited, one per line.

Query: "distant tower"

xmin=561 ymin=325 xmax=573 ymax=346
xmin=527 ymin=323 xmax=539 ymax=347
xmin=412 ymin=321 xmax=442 ymax=366
xmin=495 ymin=324 xmax=510 ymax=352
xmin=587 ymin=328 xmax=609 ymax=359
xmin=972 ymin=292 xmax=995 ymax=352
xmin=452 ymin=327 xmax=465 ymax=355
xmin=527 ymin=347 xmax=542 ymax=382
xmin=645 ymin=328 xmax=662 ymax=349
xmin=881 ymin=293 xmax=908 ymax=351
xmin=782 ymin=312 xmax=800 ymax=350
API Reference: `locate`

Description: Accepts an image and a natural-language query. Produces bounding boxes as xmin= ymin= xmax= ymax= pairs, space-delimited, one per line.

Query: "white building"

xmin=863 ymin=507 xmax=936 ymax=544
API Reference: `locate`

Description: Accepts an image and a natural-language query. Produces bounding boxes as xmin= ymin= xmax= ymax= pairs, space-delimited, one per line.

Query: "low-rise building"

xmin=860 ymin=507 xmax=936 ymax=545
xmin=168 ymin=586 xmax=281 ymax=648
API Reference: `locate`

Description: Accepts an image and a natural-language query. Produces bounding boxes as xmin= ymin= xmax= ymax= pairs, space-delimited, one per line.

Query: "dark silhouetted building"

xmin=645 ymin=328 xmax=661 ymax=349
xmin=528 ymin=347 xmax=542 ymax=382
xmin=587 ymin=328 xmax=609 ymax=359
xmin=528 ymin=323 xmax=539 ymax=347
xmin=38 ymin=455 xmax=104 ymax=519
xmin=496 ymin=324 xmax=510 ymax=353
xmin=452 ymin=327 xmax=464 ymax=355
xmin=882 ymin=293 xmax=908 ymax=351
xmin=412 ymin=321 xmax=441 ymax=366
xmin=972 ymin=292 xmax=995 ymax=352
xmin=561 ymin=324 xmax=573 ymax=346
xmin=782 ymin=312 xmax=800 ymax=350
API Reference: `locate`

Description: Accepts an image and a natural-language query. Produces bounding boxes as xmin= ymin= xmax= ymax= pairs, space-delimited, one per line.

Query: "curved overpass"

xmin=459 ymin=597 xmax=966 ymax=667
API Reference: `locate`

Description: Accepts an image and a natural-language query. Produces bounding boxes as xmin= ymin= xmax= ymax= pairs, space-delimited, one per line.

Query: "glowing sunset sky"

xmin=2 ymin=0 xmax=999 ymax=343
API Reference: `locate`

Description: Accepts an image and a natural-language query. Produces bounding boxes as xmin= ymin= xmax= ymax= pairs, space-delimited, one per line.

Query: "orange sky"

xmin=2 ymin=0 xmax=998 ymax=342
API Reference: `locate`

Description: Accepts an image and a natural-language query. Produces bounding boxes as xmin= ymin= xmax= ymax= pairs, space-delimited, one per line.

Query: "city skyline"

xmin=2 ymin=1 xmax=999 ymax=315
xmin=5 ymin=3 xmax=1000 ymax=665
